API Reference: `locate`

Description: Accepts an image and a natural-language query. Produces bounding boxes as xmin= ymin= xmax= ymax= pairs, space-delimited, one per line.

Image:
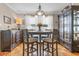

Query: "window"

xmin=24 ymin=15 xmax=53 ymax=30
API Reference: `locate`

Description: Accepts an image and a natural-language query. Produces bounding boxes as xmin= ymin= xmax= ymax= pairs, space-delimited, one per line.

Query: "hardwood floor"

xmin=0 ymin=43 xmax=79 ymax=56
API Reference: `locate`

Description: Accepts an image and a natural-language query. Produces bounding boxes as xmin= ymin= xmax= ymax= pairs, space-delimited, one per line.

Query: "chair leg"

xmin=23 ymin=42 xmax=24 ymax=56
xmin=56 ymin=41 xmax=58 ymax=56
xmin=31 ymin=44 xmax=33 ymax=56
xmin=43 ymin=41 xmax=44 ymax=56
xmin=27 ymin=42 xmax=29 ymax=56
xmin=37 ymin=42 xmax=38 ymax=56
xmin=52 ymin=43 xmax=54 ymax=56
xmin=47 ymin=43 xmax=49 ymax=56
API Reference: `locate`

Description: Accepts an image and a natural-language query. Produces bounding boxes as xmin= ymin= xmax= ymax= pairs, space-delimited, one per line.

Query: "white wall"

xmin=53 ymin=14 xmax=58 ymax=29
xmin=0 ymin=4 xmax=17 ymax=30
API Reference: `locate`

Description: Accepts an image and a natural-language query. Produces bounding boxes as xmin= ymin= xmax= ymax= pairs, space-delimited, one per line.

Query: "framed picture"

xmin=3 ymin=16 xmax=11 ymax=24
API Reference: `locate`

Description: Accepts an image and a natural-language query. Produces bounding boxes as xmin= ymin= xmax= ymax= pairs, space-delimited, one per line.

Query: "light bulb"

xmin=43 ymin=15 xmax=45 ymax=18
xmin=37 ymin=12 xmax=42 ymax=16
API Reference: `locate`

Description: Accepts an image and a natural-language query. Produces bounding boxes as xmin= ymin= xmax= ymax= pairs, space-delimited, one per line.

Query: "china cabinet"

xmin=59 ymin=5 xmax=79 ymax=52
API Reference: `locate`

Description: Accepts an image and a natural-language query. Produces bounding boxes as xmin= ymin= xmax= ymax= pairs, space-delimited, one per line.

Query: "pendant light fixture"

xmin=35 ymin=4 xmax=46 ymax=17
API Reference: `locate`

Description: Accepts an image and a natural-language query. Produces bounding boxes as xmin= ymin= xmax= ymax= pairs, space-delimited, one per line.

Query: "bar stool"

xmin=23 ymin=29 xmax=38 ymax=56
xmin=43 ymin=29 xmax=59 ymax=56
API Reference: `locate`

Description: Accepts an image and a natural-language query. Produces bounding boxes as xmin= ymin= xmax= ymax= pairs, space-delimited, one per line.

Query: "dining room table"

xmin=23 ymin=29 xmax=53 ymax=56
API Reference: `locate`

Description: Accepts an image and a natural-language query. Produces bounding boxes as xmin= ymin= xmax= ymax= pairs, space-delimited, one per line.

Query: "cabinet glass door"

xmin=64 ymin=12 xmax=72 ymax=43
xmin=73 ymin=10 xmax=79 ymax=41
xmin=59 ymin=15 xmax=63 ymax=41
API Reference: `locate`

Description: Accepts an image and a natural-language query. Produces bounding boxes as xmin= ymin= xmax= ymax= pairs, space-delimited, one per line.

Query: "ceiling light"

xmin=35 ymin=4 xmax=46 ymax=16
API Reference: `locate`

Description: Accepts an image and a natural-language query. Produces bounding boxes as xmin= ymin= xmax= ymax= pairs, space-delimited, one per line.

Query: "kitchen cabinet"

xmin=0 ymin=30 xmax=22 ymax=51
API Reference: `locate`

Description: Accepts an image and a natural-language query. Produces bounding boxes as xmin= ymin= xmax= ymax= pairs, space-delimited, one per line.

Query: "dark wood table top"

xmin=27 ymin=31 xmax=53 ymax=34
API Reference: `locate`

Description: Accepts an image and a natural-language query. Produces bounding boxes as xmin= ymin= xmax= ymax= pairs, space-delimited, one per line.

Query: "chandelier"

xmin=35 ymin=4 xmax=46 ymax=17
xmin=34 ymin=4 xmax=47 ymax=31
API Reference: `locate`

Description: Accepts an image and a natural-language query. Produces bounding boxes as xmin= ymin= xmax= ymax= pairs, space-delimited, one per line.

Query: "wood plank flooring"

xmin=0 ymin=43 xmax=79 ymax=56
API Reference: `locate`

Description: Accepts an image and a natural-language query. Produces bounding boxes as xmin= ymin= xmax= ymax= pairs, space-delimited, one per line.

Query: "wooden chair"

xmin=43 ymin=29 xmax=59 ymax=56
xmin=23 ymin=29 xmax=38 ymax=56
